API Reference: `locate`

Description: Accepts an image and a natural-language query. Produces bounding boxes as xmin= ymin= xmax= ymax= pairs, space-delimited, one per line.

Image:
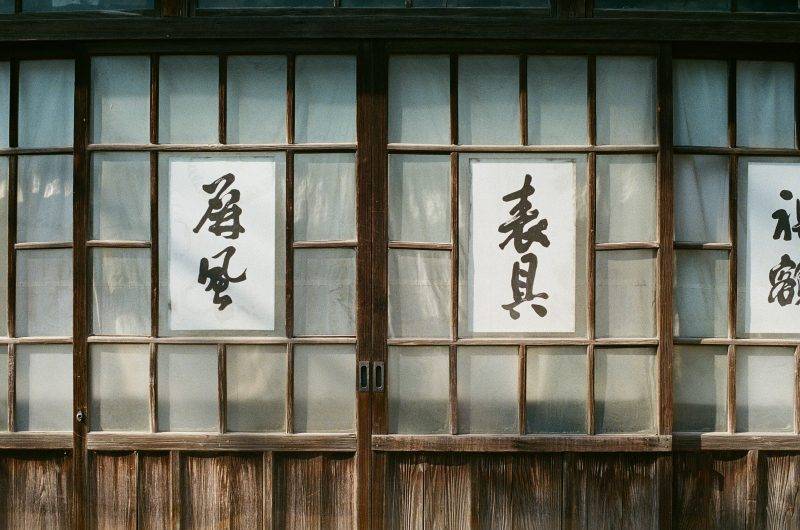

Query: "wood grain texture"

xmin=90 ymin=452 xmax=136 ymax=530
xmin=181 ymin=453 xmax=262 ymax=530
xmin=138 ymin=452 xmax=170 ymax=530
xmin=424 ymin=454 xmax=470 ymax=529
xmin=0 ymin=451 xmax=72 ymax=530
xmin=761 ymin=452 xmax=800 ymax=530
xmin=563 ymin=453 xmax=659 ymax=530
xmin=384 ymin=454 xmax=423 ymax=530
xmin=673 ymin=451 xmax=748 ymax=530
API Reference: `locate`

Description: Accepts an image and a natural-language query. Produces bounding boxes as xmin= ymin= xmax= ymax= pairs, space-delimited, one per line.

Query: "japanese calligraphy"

xmin=193 ymin=173 xmax=246 ymax=240
xmin=767 ymin=189 xmax=800 ymax=307
xmin=197 ymin=246 xmax=247 ymax=311
xmin=498 ymin=173 xmax=550 ymax=320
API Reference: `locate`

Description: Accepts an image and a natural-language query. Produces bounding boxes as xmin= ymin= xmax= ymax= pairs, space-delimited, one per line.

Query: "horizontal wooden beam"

xmin=0 ymin=432 xmax=73 ymax=450
xmin=673 ymin=433 xmax=800 ymax=451
xmin=86 ymin=432 xmax=357 ymax=452
xmin=372 ymin=434 xmax=673 ymax=452
xmin=1 ymin=17 xmax=800 ymax=44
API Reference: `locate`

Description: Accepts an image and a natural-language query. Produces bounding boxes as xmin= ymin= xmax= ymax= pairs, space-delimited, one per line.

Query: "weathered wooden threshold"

xmin=673 ymin=433 xmax=800 ymax=451
xmin=86 ymin=433 xmax=357 ymax=452
xmin=372 ymin=434 xmax=673 ymax=452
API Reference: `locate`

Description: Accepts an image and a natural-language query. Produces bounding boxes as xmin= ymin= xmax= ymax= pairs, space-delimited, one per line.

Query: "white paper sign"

xmin=469 ymin=160 xmax=576 ymax=333
xmin=168 ymin=156 xmax=276 ymax=331
xmin=743 ymin=162 xmax=800 ymax=334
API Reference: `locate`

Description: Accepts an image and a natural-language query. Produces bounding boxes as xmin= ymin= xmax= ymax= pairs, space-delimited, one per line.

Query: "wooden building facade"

xmin=1 ymin=1 xmax=800 ymax=528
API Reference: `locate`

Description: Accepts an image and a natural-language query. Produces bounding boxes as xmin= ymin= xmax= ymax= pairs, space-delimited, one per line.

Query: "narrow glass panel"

xmin=595 ymin=0 xmax=729 ymax=9
xmin=0 ymin=159 xmax=7 ymax=336
xmin=0 ymin=63 xmax=9 ymax=148
xmin=737 ymin=0 xmax=799 ymax=11
xmin=673 ymin=60 xmax=728 ymax=147
xmin=457 ymin=346 xmax=518 ymax=434
xmin=294 ymin=248 xmax=356 ymax=336
xmin=227 ymin=56 xmax=287 ymax=145
xmin=295 ymin=56 xmax=356 ymax=144
xmin=388 ymin=346 xmax=449 ymax=434
xmin=388 ymin=55 xmax=450 ymax=145
xmin=91 ymin=153 xmax=150 ymax=241
xmin=594 ymin=347 xmax=656 ymax=434
xmin=17 ymin=155 xmax=73 ymax=243
xmin=0 ymin=348 xmax=6 ymax=429
xmin=674 ymin=345 xmax=727 ymax=432
xmin=226 ymin=345 xmax=286 ymax=432
xmin=90 ymin=344 xmax=150 ymax=432
xmin=22 ymin=0 xmax=153 ymax=11
xmin=294 ymin=344 xmax=355 ymax=433
xmin=199 ymin=0 xmax=329 ymax=7
xmin=16 ymin=345 xmax=72 ymax=431
xmin=674 ymin=155 xmax=729 ymax=243
xmin=18 ymin=60 xmax=74 ymax=148
xmin=737 ymin=61 xmax=795 ymax=149
xmin=157 ymin=345 xmax=218 ymax=432
xmin=674 ymin=250 xmax=728 ymax=338
xmin=91 ymin=248 xmax=150 ymax=336
xmin=91 ymin=56 xmax=150 ymax=145
xmin=595 ymin=250 xmax=656 ymax=338
xmin=526 ymin=346 xmax=586 ymax=434
xmin=458 ymin=56 xmax=520 ymax=145
xmin=388 ymin=249 xmax=450 ymax=338
xmin=596 ymin=56 xmax=656 ymax=146
xmin=527 ymin=56 xmax=587 ymax=145
xmin=16 ymin=249 xmax=72 ymax=337
xmin=159 ymin=56 xmax=219 ymax=144
xmin=388 ymin=154 xmax=450 ymax=244
xmin=293 ymin=153 xmax=356 ymax=242
xmin=0 ymin=0 xmax=10 ymax=12
xmin=736 ymin=346 xmax=794 ymax=432
xmin=596 ymin=155 xmax=657 ymax=243
xmin=341 ymin=0 xmax=402 ymax=5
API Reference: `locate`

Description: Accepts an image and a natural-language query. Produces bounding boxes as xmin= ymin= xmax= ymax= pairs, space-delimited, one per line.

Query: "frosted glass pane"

xmin=295 ymin=56 xmax=356 ymax=144
xmin=16 ymin=249 xmax=72 ymax=337
xmin=674 ymin=250 xmax=728 ymax=338
xmin=596 ymin=56 xmax=656 ymax=145
xmin=388 ymin=346 xmax=449 ymax=434
xmin=0 ymin=349 xmax=6 ymax=429
xmin=294 ymin=248 xmax=355 ymax=336
xmin=19 ymin=60 xmax=74 ymax=148
xmin=157 ymin=345 xmax=218 ymax=432
xmin=526 ymin=346 xmax=586 ymax=434
xmin=596 ymin=250 xmax=656 ymax=338
xmin=458 ymin=153 xmax=590 ymax=339
xmin=527 ymin=56 xmax=587 ymax=145
xmin=226 ymin=345 xmax=286 ymax=432
xmin=90 ymin=344 xmax=149 ymax=431
xmin=294 ymin=344 xmax=355 ymax=433
xmin=91 ymin=248 xmax=150 ymax=336
xmin=596 ymin=155 xmax=656 ymax=243
xmin=0 ymin=63 xmax=8 ymax=148
xmin=388 ymin=249 xmax=450 ymax=338
xmin=737 ymin=61 xmax=795 ymax=149
xmin=17 ymin=155 xmax=73 ymax=243
xmin=159 ymin=56 xmax=218 ymax=144
xmin=673 ymin=60 xmax=728 ymax=147
xmin=227 ymin=56 xmax=287 ymax=144
xmin=0 ymin=159 xmax=7 ymax=336
xmin=388 ymin=56 xmax=450 ymax=145
xmin=16 ymin=345 xmax=72 ymax=431
xmin=594 ymin=348 xmax=656 ymax=434
xmin=91 ymin=153 xmax=149 ymax=241
xmin=674 ymin=345 xmax=727 ymax=432
xmin=91 ymin=56 xmax=150 ymax=144
xmin=389 ymin=155 xmax=450 ymax=244
xmin=736 ymin=346 xmax=794 ymax=432
xmin=22 ymin=0 xmax=152 ymax=11
xmin=457 ymin=346 xmax=518 ymax=434
xmin=458 ymin=56 xmax=520 ymax=145
xmin=596 ymin=0 xmax=729 ymax=8
xmin=674 ymin=155 xmax=729 ymax=243
xmin=294 ymin=153 xmax=355 ymax=241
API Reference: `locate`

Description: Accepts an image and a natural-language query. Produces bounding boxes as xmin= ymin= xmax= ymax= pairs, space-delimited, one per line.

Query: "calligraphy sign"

xmin=469 ymin=160 xmax=577 ymax=333
xmin=742 ymin=162 xmax=800 ymax=334
xmin=168 ymin=156 xmax=276 ymax=331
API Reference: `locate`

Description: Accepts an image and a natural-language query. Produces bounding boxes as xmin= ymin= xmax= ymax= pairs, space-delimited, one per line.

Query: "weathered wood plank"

xmin=384 ymin=454 xmax=423 ymax=530
xmin=181 ymin=452 xmax=262 ymax=530
xmin=138 ymin=452 xmax=170 ymax=530
xmin=275 ymin=453 xmax=323 ymax=530
xmin=0 ymin=452 xmax=72 ymax=530
xmin=320 ymin=453 xmax=355 ymax=530
xmin=511 ymin=454 xmax=562 ymax=530
xmin=762 ymin=452 xmax=800 ymax=530
xmin=673 ymin=451 xmax=748 ymax=530
xmin=423 ymin=454 xmax=470 ymax=530
xmin=471 ymin=455 xmax=513 ymax=529
xmin=90 ymin=452 xmax=136 ymax=530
